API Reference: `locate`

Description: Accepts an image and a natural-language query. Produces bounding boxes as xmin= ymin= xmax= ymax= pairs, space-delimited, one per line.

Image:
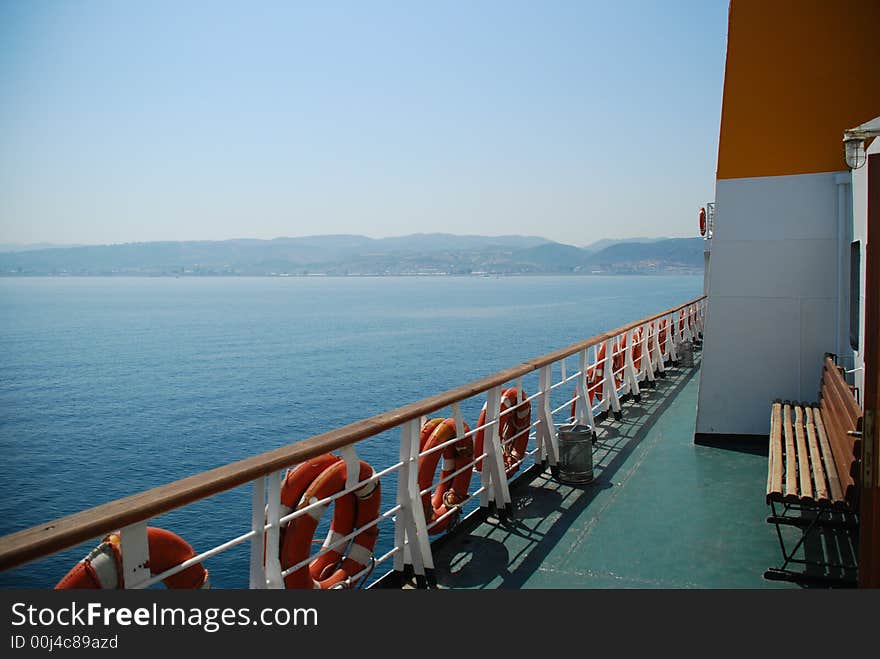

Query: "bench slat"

xmin=823 ymin=356 xmax=862 ymax=422
xmin=783 ymin=403 xmax=798 ymax=501
xmin=823 ymin=369 xmax=858 ymax=435
xmin=820 ymin=396 xmax=859 ymax=485
xmin=813 ymin=405 xmax=846 ymax=505
xmin=767 ymin=402 xmax=783 ymax=501
xmin=822 ymin=367 xmax=862 ymax=461
xmin=794 ymin=405 xmax=813 ymax=501
xmin=804 ymin=406 xmax=829 ymax=505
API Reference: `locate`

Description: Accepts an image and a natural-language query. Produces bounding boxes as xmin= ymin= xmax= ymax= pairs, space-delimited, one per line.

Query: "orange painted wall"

xmin=717 ymin=0 xmax=880 ymax=180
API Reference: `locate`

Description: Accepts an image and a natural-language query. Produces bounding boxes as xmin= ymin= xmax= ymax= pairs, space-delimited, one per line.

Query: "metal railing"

xmin=0 ymin=296 xmax=706 ymax=588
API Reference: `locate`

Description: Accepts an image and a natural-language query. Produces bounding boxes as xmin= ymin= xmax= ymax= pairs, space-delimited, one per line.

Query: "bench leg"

xmin=763 ymin=567 xmax=856 ymax=587
xmin=765 ymin=501 xmax=858 ymax=586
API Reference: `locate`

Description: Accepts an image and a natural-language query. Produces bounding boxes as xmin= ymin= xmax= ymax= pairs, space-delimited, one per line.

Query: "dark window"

xmin=850 ymin=240 xmax=860 ymax=351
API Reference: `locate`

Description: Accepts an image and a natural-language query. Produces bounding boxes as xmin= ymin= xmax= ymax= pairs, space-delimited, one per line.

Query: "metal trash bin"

xmin=679 ymin=340 xmax=694 ymax=367
xmin=556 ymin=423 xmax=594 ymax=484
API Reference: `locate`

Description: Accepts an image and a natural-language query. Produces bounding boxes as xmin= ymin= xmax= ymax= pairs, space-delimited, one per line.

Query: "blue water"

xmin=0 ymin=275 xmax=701 ymax=588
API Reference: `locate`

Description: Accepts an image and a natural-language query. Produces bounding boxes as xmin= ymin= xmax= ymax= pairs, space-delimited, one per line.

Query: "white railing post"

xmin=681 ymin=308 xmax=693 ymax=344
xmin=456 ymin=400 xmax=490 ymax=508
xmin=249 ymin=475 xmax=267 ymax=589
xmin=576 ymin=348 xmax=596 ymax=428
xmin=623 ymin=329 xmax=640 ymax=400
xmin=667 ymin=313 xmax=678 ymax=363
xmin=452 ymin=402 xmax=466 ymax=445
xmin=339 ymin=444 xmax=361 ymax=491
xmin=264 ymin=470 xmax=284 ymax=589
xmin=599 ymin=343 xmax=610 ymax=414
xmin=676 ymin=312 xmax=683 ymax=352
xmin=688 ymin=307 xmax=694 ymax=343
xmin=394 ymin=424 xmax=411 ymax=573
xmin=537 ymin=365 xmax=559 ymax=466
xmin=651 ymin=320 xmax=665 ymax=376
xmin=483 ymin=385 xmax=512 ymax=511
xmin=640 ymin=323 xmax=654 ymax=385
xmin=394 ymin=419 xmax=434 ymax=587
xmin=119 ymin=521 xmax=150 ymax=589
xmin=602 ymin=338 xmax=622 ymax=416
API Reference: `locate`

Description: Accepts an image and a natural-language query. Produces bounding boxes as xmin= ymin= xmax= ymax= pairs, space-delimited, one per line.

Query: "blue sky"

xmin=0 ymin=1 xmax=729 ymax=246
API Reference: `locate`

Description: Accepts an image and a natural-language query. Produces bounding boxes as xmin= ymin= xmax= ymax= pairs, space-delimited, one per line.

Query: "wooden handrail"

xmin=0 ymin=295 xmax=705 ymax=572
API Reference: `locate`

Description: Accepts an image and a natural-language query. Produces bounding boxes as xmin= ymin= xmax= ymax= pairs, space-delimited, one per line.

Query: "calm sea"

xmin=0 ymin=275 xmax=701 ymax=588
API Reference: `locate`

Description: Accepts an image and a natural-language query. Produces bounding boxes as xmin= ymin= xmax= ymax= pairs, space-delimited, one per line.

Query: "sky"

xmin=0 ymin=1 xmax=729 ymax=247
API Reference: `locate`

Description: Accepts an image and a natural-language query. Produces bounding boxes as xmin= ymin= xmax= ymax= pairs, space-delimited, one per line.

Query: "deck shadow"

xmin=769 ymin=511 xmax=858 ymax=587
xmin=432 ymin=358 xmax=702 ymax=589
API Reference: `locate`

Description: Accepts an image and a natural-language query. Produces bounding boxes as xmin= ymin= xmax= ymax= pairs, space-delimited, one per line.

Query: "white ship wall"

xmin=696 ymin=170 xmax=846 ymax=436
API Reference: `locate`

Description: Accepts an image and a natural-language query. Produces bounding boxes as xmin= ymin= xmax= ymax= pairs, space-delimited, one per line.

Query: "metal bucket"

xmin=556 ymin=423 xmax=594 ymax=484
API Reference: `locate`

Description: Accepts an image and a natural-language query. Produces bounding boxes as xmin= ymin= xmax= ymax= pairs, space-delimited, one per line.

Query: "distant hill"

xmin=581 ymin=237 xmax=671 ymax=253
xmin=586 ymin=238 xmax=704 ymax=269
xmin=369 ymin=233 xmax=548 ymax=252
xmin=512 ymin=242 xmax=592 ymax=270
xmin=0 ymin=234 xmax=703 ymax=276
xmin=0 ymin=242 xmax=85 ymax=253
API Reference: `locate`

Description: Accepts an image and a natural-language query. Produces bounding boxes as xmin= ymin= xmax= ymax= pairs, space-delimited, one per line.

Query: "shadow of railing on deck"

xmin=431 ymin=356 xmax=702 ymax=589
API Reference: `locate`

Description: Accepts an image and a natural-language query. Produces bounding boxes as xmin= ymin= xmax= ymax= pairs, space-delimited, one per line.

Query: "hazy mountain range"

xmin=0 ymin=234 xmax=704 ymax=276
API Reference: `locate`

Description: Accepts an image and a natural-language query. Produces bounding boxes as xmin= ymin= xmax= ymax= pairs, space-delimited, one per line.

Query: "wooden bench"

xmin=764 ymin=354 xmax=863 ymax=585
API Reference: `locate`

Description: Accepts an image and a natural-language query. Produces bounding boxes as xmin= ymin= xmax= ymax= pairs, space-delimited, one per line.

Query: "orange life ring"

xmin=572 ymin=335 xmax=633 ymax=418
xmin=277 ymin=454 xmax=341 ymax=552
xmin=419 ymin=417 xmax=445 ymax=451
xmin=55 ymin=526 xmax=208 ymax=589
xmin=281 ymin=458 xmax=380 ymax=589
xmin=474 ymin=387 xmax=531 ymax=476
xmin=631 ymin=328 xmax=643 ymax=371
xmin=281 ymin=454 xmax=342 ymax=514
xmin=417 ymin=417 xmax=474 ymax=534
xmin=699 ymin=207 xmax=706 ymax=236
xmin=570 ymin=343 xmax=607 ymax=418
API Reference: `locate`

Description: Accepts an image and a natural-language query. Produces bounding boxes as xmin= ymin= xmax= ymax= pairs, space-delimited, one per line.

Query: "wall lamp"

xmin=843 ymin=116 xmax=880 ymax=170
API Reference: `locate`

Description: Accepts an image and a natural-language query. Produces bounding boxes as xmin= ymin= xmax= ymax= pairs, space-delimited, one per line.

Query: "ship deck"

xmin=430 ymin=353 xmax=803 ymax=589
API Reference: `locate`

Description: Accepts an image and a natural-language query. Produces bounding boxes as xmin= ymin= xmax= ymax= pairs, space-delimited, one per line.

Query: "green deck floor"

xmin=432 ymin=355 xmax=800 ymax=589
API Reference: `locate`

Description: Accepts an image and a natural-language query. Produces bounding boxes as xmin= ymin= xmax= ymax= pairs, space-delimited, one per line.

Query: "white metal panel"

xmin=697 ymin=172 xmax=843 ymax=436
xmin=799 ymin=297 xmax=838 ymax=400
xmin=714 ymin=171 xmax=841 ymax=242
xmin=697 ymin=296 xmax=801 ymax=435
xmin=709 ymin=238 xmax=838 ymax=300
